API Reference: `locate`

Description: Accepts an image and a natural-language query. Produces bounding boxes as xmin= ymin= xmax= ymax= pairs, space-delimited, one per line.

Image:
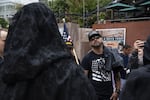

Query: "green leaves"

xmin=49 ymin=0 xmax=111 ymax=27
xmin=0 ymin=18 xmax=8 ymax=28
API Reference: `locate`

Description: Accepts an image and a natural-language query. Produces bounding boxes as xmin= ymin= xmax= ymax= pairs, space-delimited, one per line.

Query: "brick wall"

xmin=58 ymin=21 xmax=150 ymax=61
xmin=93 ymin=20 xmax=150 ymax=46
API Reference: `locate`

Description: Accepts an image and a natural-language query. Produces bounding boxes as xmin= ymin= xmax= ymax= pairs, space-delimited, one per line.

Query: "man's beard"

xmin=91 ymin=42 xmax=103 ymax=48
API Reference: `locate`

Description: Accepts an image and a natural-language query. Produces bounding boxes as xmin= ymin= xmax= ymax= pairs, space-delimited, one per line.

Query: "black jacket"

xmin=105 ymin=47 xmax=124 ymax=71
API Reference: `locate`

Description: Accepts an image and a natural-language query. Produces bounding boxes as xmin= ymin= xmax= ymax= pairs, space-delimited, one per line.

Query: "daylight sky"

xmin=11 ymin=0 xmax=39 ymax=5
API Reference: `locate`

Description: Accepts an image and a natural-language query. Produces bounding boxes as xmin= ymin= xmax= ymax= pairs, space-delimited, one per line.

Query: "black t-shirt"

xmin=0 ymin=57 xmax=3 ymax=67
xmin=81 ymin=51 xmax=113 ymax=97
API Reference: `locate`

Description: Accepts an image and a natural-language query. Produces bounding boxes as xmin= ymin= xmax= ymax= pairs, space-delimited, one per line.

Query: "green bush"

xmin=0 ymin=18 xmax=8 ymax=28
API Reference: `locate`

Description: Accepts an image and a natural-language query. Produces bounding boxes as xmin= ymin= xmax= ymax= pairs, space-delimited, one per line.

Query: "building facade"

xmin=0 ymin=0 xmax=17 ymax=21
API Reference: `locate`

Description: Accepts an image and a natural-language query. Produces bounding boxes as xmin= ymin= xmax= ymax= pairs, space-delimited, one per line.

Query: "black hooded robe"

xmin=0 ymin=3 xmax=97 ymax=100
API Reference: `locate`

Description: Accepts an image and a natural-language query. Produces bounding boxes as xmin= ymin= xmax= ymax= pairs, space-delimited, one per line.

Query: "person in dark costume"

xmin=0 ymin=3 xmax=96 ymax=100
xmin=120 ymin=36 xmax=150 ymax=100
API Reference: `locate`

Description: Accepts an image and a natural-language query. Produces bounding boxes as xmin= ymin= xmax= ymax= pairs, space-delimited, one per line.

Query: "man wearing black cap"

xmin=81 ymin=31 xmax=122 ymax=100
xmin=120 ymin=36 xmax=150 ymax=100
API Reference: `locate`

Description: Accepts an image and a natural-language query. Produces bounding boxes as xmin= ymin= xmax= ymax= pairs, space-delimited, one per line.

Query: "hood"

xmin=2 ymin=3 xmax=71 ymax=84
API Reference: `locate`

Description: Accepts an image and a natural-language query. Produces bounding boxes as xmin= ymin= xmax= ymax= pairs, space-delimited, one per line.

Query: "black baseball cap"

xmin=88 ymin=31 xmax=102 ymax=41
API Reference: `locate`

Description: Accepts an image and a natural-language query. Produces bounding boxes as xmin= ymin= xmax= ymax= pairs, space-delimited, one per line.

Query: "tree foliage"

xmin=49 ymin=0 xmax=111 ymax=27
xmin=15 ymin=3 xmax=23 ymax=10
xmin=0 ymin=18 xmax=8 ymax=28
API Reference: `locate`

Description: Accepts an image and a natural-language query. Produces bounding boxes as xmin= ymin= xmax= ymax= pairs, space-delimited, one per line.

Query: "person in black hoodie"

xmin=120 ymin=35 xmax=150 ymax=100
xmin=0 ymin=3 xmax=96 ymax=100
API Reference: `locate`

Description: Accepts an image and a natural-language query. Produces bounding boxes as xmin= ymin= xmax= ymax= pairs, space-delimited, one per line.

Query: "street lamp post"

xmin=83 ymin=0 xmax=85 ymax=27
xmin=97 ymin=0 xmax=100 ymax=24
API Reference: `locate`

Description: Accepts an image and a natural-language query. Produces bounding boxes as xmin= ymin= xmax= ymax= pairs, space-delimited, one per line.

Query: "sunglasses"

xmin=89 ymin=36 xmax=100 ymax=41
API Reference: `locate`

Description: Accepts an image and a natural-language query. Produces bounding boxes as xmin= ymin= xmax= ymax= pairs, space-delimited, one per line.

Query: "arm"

xmin=110 ymin=70 xmax=121 ymax=100
xmin=81 ymin=54 xmax=91 ymax=77
xmin=114 ymin=71 xmax=121 ymax=93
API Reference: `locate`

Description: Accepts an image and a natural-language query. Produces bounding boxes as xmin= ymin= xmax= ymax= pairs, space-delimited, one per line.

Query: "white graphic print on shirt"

xmin=91 ymin=57 xmax=111 ymax=82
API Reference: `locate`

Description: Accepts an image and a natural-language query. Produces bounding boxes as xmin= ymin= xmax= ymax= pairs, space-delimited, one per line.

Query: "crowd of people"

xmin=80 ymin=30 xmax=149 ymax=100
xmin=0 ymin=2 xmax=149 ymax=100
xmin=120 ymin=36 xmax=150 ymax=100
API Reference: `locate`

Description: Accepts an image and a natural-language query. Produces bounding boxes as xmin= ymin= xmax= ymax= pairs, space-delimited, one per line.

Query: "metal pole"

xmin=83 ymin=0 xmax=85 ymax=27
xmin=52 ymin=0 xmax=53 ymax=10
xmin=97 ymin=0 xmax=100 ymax=24
xmin=63 ymin=0 xmax=65 ymax=18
